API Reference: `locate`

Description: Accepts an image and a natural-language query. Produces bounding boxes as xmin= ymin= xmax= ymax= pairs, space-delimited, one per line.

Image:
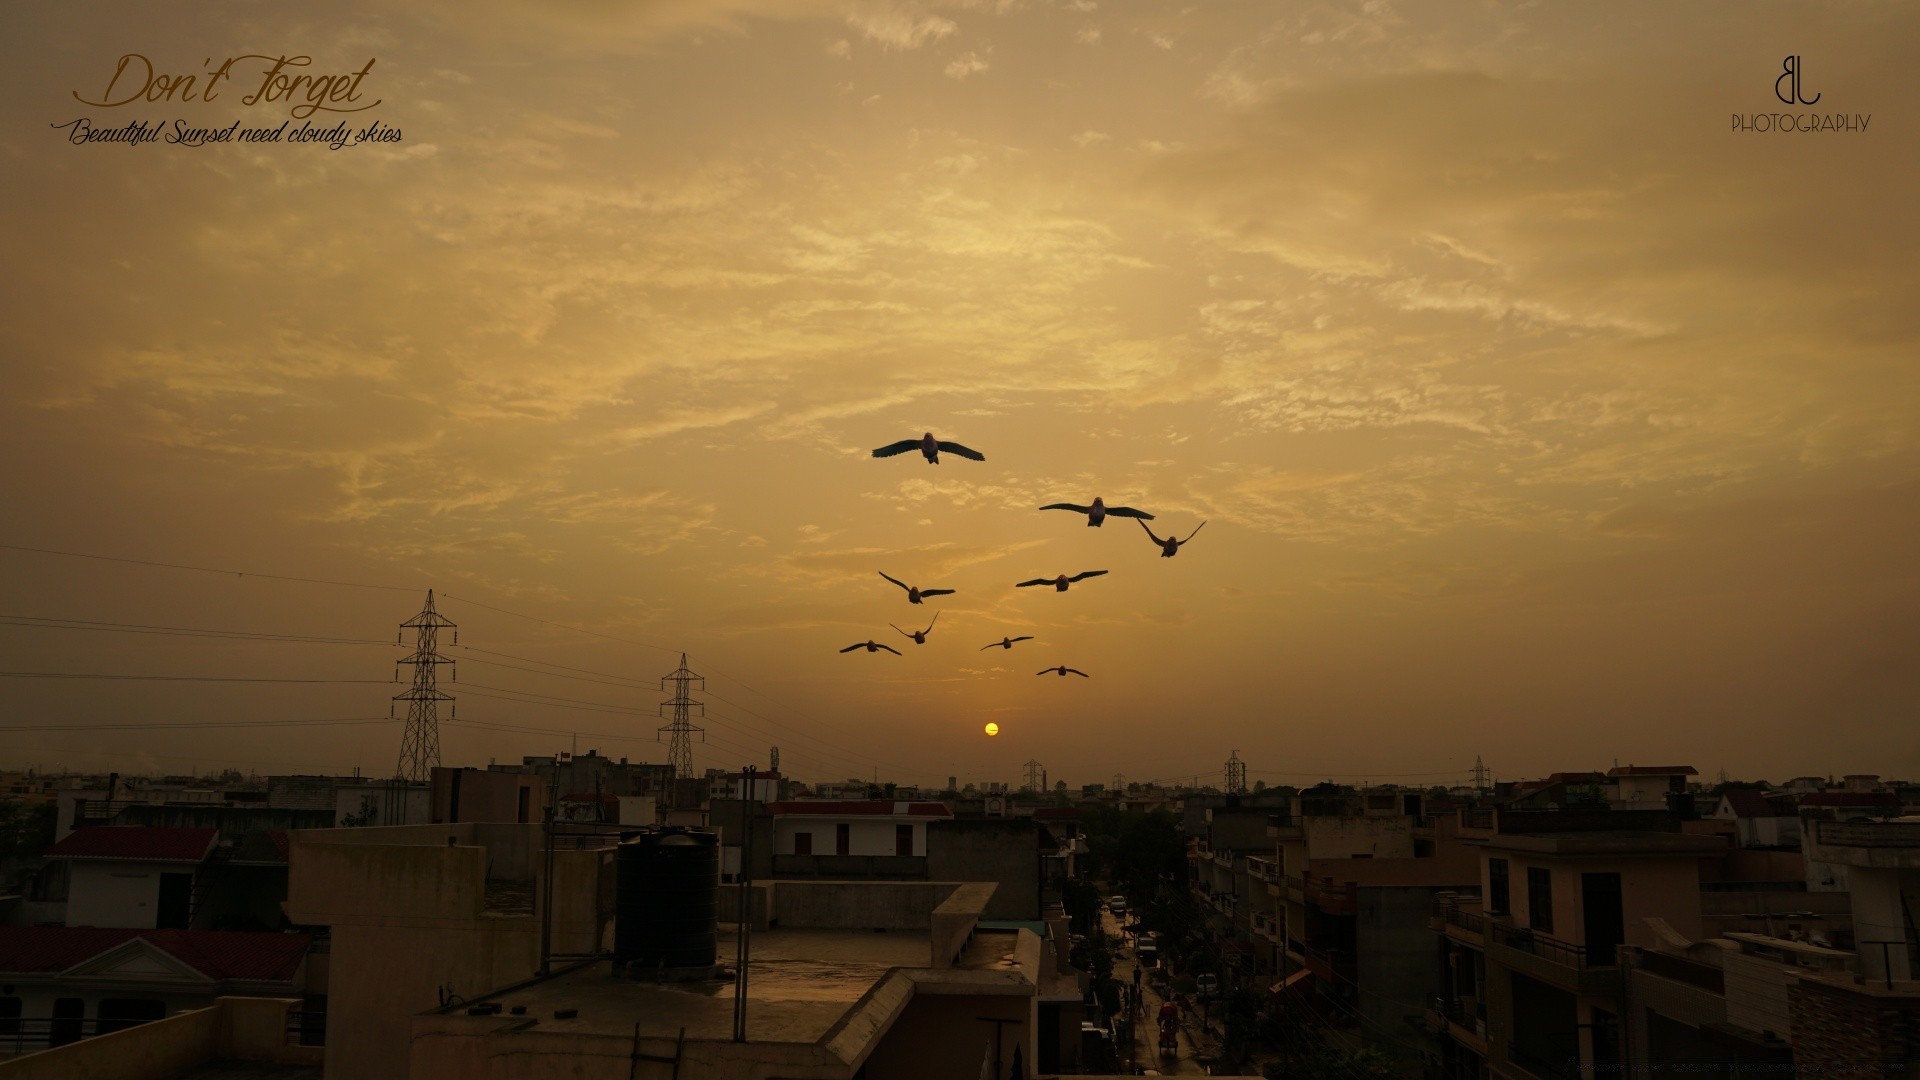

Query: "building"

xmin=1710 ymin=791 xmax=1801 ymax=850
xmin=0 ymin=926 xmax=314 ymax=1057
xmin=428 ymin=767 xmax=544 ymax=825
xmin=40 ymin=827 xmax=219 ymax=930
xmin=1428 ymin=808 xmax=1731 ymax=1080
xmin=285 ymin=821 xmax=616 ymax=1080
xmin=404 ymin=879 xmax=1060 ymax=1080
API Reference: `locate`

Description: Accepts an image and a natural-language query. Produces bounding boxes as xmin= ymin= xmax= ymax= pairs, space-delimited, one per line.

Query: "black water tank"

xmin=614 ymin=826 xmax=719 ymax=970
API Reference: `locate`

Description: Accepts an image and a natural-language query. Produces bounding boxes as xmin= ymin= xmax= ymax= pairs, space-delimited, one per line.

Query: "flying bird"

xmin=1036 ymin=665 xmax=1090 ymax=678
xmin=1037 ymin=496 xmax=1154 ymax=527
xmin=840 ymin=640 xmax=901 ymax=654
xmin=980 ymin=636 xmax=1035 ymax=651
xmin=1016 ymin=571 xmax=1109 ymax=593
xmin=890 ymin=611 xmax=940 ymax=645
xmin=872 ymin=432 xmax=986 ymax=465
xmin=1138 ymin=518 xmax=1207 ymax=558
xmin=878 ymin=571 xmax=955 ymax=605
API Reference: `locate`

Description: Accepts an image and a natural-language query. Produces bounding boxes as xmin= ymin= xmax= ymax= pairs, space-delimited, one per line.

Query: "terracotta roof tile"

xmin=45 ymin=826 xmax=217 ymax=863
xmin=0 ymin=927 xmax=309 ymax=981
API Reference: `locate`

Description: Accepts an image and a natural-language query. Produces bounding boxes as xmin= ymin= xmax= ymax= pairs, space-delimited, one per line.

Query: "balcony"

xmin=1424 ymin=995 xmax=1488 ymax=1056
xmin=1302 ymin=942 xmax=1354 ymax=983
xmin=1247 ymin=857 xmax=1280 ymax=884
xmin=1432 ymin=897 xmax=1487 ymax=948
xmin=1304 ymin=876 xmax=1357 ymax=916
xmin=1487 ymin=923 xmax=1620 ymax=997
xmin=1251 ymin=911 xmax=1282 ymax=942
xmin=1507 ymin=1039 xmax=1579 ymax=1080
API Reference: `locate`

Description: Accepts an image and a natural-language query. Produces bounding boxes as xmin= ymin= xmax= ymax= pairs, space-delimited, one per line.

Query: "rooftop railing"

xmin=1490 ymin=923 xmax=1600 ymax=969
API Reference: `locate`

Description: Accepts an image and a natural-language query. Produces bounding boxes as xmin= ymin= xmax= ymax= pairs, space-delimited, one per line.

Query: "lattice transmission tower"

xmin=392 ymin=590 xmax=457 ymax=782
xmin=1023 ymin=759 xmax=1044 ymax=792
xmin=1225 ymin=750 xmax=1247 ymax=794
xmin=658 ymin=653 xmax=706 ymax=782
xmin=1470 ymin=756 xmax=1491 ymax=794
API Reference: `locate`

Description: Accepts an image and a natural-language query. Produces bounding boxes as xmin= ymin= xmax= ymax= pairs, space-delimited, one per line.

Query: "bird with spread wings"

xmin=1015 ymin=571 xmax=1109 ymax=593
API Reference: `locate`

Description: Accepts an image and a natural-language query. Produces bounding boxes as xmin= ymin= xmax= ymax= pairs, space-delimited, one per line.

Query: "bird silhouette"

xmin=890 ymin=611 xmax=940 ymax=645
xmin=872 ymin=432 xmax=986 ymax=465
xmin=1015 ymin=571 xmax=1109 ymax=593
xmin=980 ymin=636 xmax=1036 ymax=651
xmin=878 ymin=571 xmax=955 ymax=605
xmin=1036 ymin=665 xmax=1089 ymax=678
xmin=1138 ymin=518 xmax=1206 ymax=558
xmin=840 ymin=640 xmax=901 ymax=654
xmin=1037 ymin=496 xmax=1153 ymax=527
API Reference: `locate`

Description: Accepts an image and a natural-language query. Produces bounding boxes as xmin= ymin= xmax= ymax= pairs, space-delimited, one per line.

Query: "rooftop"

xmin=0 ymin=927 xmax=311 ymax=981
xmin=765 ymin=800 xmax=954 ymax=818
xmin=1479 ymin=831 xmax=1729 ymax=857
xmin=46 ymin=825 xmax=219 ymax=862
xmin=438 ymin=923 xmax=1030 ymax=1044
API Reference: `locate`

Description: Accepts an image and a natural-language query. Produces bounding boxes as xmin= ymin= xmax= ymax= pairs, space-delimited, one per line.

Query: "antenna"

xmin=392 ymin=590 xmax=456 ymax=782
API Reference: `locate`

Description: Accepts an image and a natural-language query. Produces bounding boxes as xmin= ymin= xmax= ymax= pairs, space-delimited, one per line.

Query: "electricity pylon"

xmin=658 ymin=653 xmax=706 ymax=783
xmin=393 ymin=590 xmax=456 ymax=782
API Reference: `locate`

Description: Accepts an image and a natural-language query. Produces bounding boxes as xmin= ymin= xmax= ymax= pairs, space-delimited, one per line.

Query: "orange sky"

xmin=1 ymin=1 xmax=1915 ymax=788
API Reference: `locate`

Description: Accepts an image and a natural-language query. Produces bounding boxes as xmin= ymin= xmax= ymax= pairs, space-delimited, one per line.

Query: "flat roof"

xmin=1479 ymin=831 xmax=1728 ymax=857
xmin=450 ymin=925 xmax=1027 ymax=1045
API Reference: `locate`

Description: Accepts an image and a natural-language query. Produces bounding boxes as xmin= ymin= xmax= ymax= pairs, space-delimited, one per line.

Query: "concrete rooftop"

xmin=454 ymin=927 xmax=938 ymax=1044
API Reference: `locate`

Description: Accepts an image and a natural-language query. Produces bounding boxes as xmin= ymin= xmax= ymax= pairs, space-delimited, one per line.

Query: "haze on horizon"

xmin=0 ymin=0 xmax=1915 ymax=790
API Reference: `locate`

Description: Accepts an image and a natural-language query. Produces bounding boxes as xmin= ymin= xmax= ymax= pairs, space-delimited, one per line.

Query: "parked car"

xmin=1195 ymin=973 xmax=1219 ymax=997
xmin=1107 ymin=895 xmax=1128 ymax=914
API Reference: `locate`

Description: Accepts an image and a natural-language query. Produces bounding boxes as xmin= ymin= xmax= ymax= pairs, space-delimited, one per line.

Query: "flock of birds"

xmin=841 ymin=432 xmax=1207 ymax=681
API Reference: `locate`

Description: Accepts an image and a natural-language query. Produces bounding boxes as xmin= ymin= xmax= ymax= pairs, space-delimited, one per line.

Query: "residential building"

xmin=428 ymin=768 xmax=544 ymax=825
xmin=40 ymin=827 xmax=218 ymax=930
xmin=1428 ymin=807 xmax=1730 ymax=1080
xmin=285 ymin=821 xmax=616 ymax=1080
xmin=0 ymin=927 xmax=314 ymax=1057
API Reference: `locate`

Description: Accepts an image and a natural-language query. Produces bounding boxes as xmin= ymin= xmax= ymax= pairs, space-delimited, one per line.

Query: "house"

xmin=0 ymin=926 xmax=312 ymax=1055
xmin=1427 ymin=807 xmax=1729 ymax=1080
xmin=41 ymin=827 xmax=218 ymax=930
xmin=1712 ymin=791 xmax=1802 ymax=850
xmin=1606 ymin=765 xmax=1698 ymax=811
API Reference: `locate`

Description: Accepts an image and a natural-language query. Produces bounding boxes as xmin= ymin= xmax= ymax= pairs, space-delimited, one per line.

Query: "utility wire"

xmin=0 ymin=543 xmax=422 ymax=593
xmin=0 ymin=614 xmax=391 ymax=646
xmin=0 ymin=671 xmax=391 ymax=684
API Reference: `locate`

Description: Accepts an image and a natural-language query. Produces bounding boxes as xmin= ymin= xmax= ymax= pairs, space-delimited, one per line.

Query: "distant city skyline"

xmin=2 ymin=1 xmax=1915 ymax=784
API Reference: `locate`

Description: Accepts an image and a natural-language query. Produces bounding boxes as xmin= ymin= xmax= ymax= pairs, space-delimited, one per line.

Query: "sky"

xmin=1 ymin=0 xmax=1915 ymax=790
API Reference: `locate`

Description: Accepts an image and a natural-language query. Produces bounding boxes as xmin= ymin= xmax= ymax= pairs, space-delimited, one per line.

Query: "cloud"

xmin=944 ymin=51 xmax=990 ymax=79
xmin=848 ymin=8 xmax=958 ymax=49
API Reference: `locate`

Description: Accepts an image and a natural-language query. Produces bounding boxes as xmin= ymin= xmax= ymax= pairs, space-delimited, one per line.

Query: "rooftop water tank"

xmin=613 ymin=826 xmax=719 ymax=973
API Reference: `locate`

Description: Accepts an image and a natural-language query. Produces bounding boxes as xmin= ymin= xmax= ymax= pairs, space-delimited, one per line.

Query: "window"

xmin=1488 ymin=858 xmax=1510 ymax=915
xmin=836 ymin=823 xmax=851 ymax=856
xmin=50 ymin=998 xmax=84 ymax=1048
xmin=794 ymin=831 xmax=812 ymax=855
xmin=1527 ymin=867 xmax=1553 ymax=933
xmin=896 ymin=823 xmax=913 ymax=856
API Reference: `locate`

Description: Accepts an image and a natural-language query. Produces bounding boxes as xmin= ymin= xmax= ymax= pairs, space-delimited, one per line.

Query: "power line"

xmin=439 ymin=594 xmax=679 ymax=655
xmin=0 ymin=614 xmax=391 ymax=646
xmin=0 ymin=716 xmax=396 ymax=733
xmin=438 ymin=594 xmax=912 ymax=773
xmin=0 ymin=671 xmax=390 ymax=684
xmin=0 ymin=542 xmax=421 ymax=593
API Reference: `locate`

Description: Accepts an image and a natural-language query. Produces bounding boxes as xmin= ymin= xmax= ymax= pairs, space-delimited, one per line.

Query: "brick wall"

xmin=1789 ymin=978 xmax=1920 ymax=1078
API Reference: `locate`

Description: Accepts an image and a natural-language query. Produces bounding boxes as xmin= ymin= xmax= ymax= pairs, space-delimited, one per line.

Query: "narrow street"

xmin=1100 ymin=907 xmax=1210 ymax=1076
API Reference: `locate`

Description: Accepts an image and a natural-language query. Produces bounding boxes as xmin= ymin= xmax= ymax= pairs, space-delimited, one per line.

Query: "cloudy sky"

xmin=1 ymin=0 xmax=1914 ymax=789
